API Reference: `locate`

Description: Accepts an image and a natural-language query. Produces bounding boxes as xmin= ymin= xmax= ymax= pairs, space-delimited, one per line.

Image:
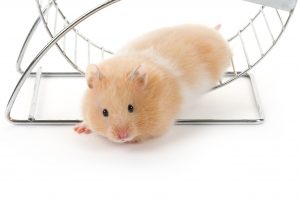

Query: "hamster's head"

xmin=83 ymin=59 xmax=177 ymax=143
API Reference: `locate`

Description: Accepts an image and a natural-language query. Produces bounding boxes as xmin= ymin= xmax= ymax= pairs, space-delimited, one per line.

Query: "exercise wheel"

xmin=6 ymin=0 xmax=297 ymax=125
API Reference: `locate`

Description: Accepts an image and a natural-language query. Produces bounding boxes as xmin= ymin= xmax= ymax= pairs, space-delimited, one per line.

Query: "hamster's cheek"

xmin=89 ymin=116 xmax=109 ymax=136
xmin=130 ymin=125 xmax=141 ymax=138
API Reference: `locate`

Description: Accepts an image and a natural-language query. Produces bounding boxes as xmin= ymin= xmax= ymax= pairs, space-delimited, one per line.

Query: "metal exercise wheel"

xmin=6 ymin=0 xmax=297 ymax=125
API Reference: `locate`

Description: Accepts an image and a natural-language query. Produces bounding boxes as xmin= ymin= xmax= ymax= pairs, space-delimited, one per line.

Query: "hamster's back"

xmin=120 ymin=24 xmax=232 ymax=90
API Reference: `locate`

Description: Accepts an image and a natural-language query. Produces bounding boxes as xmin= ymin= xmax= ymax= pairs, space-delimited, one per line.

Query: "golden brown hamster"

xmin=74 ymin=24 xmax=231 ymax=143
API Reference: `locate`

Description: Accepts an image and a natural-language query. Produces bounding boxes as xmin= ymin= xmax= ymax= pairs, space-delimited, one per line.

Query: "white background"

xmin=0 ymin=1 xmax=300 ymax=200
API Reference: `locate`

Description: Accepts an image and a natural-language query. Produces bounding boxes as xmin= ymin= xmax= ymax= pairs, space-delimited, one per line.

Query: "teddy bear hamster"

xmin=74 ymin=24 xmax=232 ymax=143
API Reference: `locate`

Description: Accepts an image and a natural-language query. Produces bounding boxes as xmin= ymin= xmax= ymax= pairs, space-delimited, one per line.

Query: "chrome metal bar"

xmin=228 ymin=6 xmax=264 ymax=42
xmin=7 ymin=0 xmax=121 ymax=123
xmin=53 ymin=1 xmax=114 ymax=55
xmin=213 ymin=8 xmax=294 ymax=91
xmin=248 ymin=73 xmax=265 ymax=122
xmin=7 ymin=73 xmax=264 ymax=125
xmin=63 ymin=20 xmax=67 ymax=52
xmin=88 ymin=40 xmax=91 ymax=64
xmin=17 ymin=70 xmax=83 ymax=77
xmin=101 ymin=47 xmax=105 ymax=60
xmin=250 ymin=19 xmax=264 ymax=56
xmin=238 ymin=31 xmax=251 ymax=67
xmin=231 ymin=58 xmax=237 ymax=76
xmin=262 ymin=8 xmax=275 ymax=42
xmin=34 ymin=0 xmax=115 ymax=76
xmin=17 ymin=20 xmax=41 ymax=73
xmin=31 ymin=72 xmax=83 ymax=77
xmin=276 ymin=9 xmax=284 ymax=26
xmin=30 ymin=0 xmax=294 ymax=90
xmin=16 ymin=4 xmax=53 ymax=74
xmin=8 ymin=120 xmax=82 ymax=125
xmin=74 ymin=31 xmax=78 ymax=65
xmin=176 ymin=73 xmax=264 ymax=125
xmin=35 ymin=0 xmax=84 ymax=74
xmin=28 ymin=67 xmax=42 ymax=121
xmin=53 ymin=4 xmax=59 ymax=35
xmin=45 ymin=0 xmax=51 ymax=23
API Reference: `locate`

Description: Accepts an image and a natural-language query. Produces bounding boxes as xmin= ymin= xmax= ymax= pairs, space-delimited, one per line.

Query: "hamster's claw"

xmin=74 ymin=123 xmax=91 ymax=134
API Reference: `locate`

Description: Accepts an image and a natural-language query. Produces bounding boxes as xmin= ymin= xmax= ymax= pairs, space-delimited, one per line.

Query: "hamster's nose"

xmin=117 ymin=130 xmax=129 ymax=140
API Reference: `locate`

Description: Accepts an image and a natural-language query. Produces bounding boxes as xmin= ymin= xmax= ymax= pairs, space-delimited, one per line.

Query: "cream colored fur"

xmin=80 ymin=24 xmax=232 ymax=143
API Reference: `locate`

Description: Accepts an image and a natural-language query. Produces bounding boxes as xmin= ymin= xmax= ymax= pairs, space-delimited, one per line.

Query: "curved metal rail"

xmin=18 ymin=0 xmax=295 ymax=87
xmin=6 ymin=0 xmax=121 ymax=124
xmin=213 ymin=6 xmax=295 ymax=90
xmin=17 ymin=0 xmax=114 ymax=76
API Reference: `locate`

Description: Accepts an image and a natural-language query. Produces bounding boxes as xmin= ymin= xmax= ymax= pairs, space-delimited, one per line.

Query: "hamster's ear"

xmin=214 ymin=24 xmax=222 ymax=31
xmin=86 ymin=64 xmax=104 ymax=89
xmin=128 ymin=65 xmax=148 ymax=90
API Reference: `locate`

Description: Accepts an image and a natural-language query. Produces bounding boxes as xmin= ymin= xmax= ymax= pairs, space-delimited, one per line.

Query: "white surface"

xmin=0 ymin=1 xmax=300 ymax=200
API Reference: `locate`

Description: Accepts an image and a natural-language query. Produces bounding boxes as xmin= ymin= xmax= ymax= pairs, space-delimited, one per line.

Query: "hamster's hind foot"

xmin=74 ymin=123 xmax=91 ymax=134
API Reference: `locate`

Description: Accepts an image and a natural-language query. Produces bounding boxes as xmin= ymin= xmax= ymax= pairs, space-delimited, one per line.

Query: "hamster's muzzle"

xmin=112 ymin=125 xmax=133 ymax=142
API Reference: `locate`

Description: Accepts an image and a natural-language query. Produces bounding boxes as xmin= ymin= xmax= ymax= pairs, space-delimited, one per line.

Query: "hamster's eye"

xmin=128 ymin=104 xmax=134 ymax=113
xmin=102 ymin=109 xmax=109 ymax=117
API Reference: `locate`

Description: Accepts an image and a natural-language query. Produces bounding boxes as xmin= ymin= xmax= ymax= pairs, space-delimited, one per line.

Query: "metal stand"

xmin=6 ymin=71 xmax=264 ymax=125
xmin=176 ymin=73 xmax=264 ymax=125
xmin=5 ymin=0 xmax=296 ymax=125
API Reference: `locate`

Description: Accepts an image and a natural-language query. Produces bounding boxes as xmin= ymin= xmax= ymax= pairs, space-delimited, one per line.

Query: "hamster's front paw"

xmin=74 ymin=123 xmax=91 ymax=134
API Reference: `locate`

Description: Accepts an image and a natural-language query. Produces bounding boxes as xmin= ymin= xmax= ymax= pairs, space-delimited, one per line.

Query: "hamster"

xmin=74 ymin=24 xmax=232 ymax=143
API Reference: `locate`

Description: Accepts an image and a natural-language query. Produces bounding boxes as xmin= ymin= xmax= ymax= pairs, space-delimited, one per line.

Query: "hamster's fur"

xmin=75 ymin=24 xmax=232 ymax=143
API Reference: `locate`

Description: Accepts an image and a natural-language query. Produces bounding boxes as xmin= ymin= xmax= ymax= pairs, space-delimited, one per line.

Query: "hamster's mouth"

xmin=110 ymin=135 xmax=137 ymax=144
